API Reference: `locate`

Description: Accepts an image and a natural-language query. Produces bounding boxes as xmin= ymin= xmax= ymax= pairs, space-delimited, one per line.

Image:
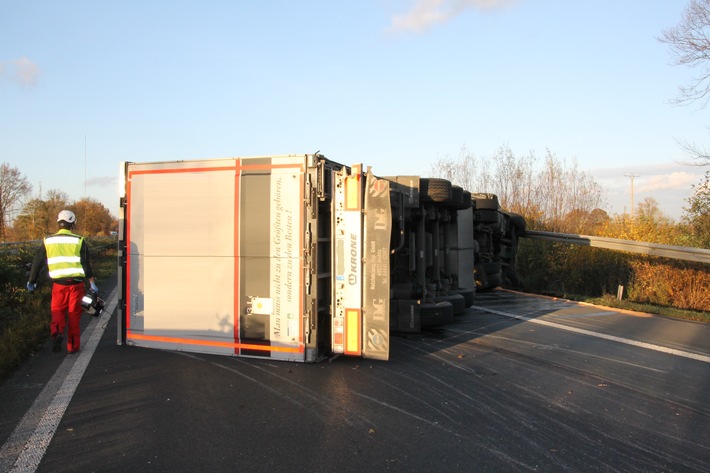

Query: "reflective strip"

xmin=127 ymin=332 xmax=305 ymax=353
xmin=345 ymin=308 xmax=361 ymax=355
xmin=45 ymin=236 xmax=81 ymax=245
xmin=47 ymin=256 xmax=81 ymax=265
xmin=48 ymin=267 xmax=86 ymax=278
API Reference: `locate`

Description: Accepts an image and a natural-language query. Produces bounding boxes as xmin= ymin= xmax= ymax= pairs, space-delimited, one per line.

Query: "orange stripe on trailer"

xmin=129 ymin=166 xmax=236 ymax=176
xmin=125 ymin=176 xmax=133 ymax=331
xmin=233 ymin=159 xmax=241 ymax=354
xmin=127 ymin=332 xmax=305 ymax=354
xmin=128 ymin=162 xmax=305 ymax=177
xmin=344 ymin=308 xmax=361 ymax=355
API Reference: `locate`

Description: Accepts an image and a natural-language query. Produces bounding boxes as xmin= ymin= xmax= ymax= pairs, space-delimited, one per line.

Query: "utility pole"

xmin=624 ymin=173 xmax=640 ymax=218
xmin=84 ymin=135 xmax=87 ymax=197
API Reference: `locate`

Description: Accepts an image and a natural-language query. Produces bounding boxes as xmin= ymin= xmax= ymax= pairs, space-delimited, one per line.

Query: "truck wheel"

xmin=461 ymin=190 xmax=472 ymax=210
xmin=508 ymin=212 xmax=526 ymax=233
xmin=474 ymin=209 xmax=500 ymax=224
xmin=434 ymin=294 xmax=466 ymax=314
xmin=449 ymin=186 xmax=471 ymax=210
xmin=450 ymin=288 xmax=475 ymax=307
xmin=482 ymin=262 xmax=501 ymax=274
xmin=484 ymin=272 xmax=502 ymax=289
xmin=420 ymin=301 xmax=454 ymax=327
xmin=471 ymin=193 xmax=499 ymax=210
xmin=420 ymin=178 xmax=451 ymax=203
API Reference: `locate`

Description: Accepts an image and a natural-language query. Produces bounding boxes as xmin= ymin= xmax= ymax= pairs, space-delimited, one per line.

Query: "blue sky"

xmin=2 ymin=0 xmax=707 ymax=221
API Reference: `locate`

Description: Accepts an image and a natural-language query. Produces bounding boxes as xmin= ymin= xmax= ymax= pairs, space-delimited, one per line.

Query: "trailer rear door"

xmin=120 ymin=156 xmax=310 ymax=361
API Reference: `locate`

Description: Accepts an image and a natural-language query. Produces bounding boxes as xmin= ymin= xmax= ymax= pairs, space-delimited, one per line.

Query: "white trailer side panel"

xmin=123 ymin=157 xmax=309 ymax=361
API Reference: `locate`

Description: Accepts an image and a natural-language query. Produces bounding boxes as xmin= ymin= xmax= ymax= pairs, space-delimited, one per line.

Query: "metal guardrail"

xmin=523 ymin=230 xmax=710 ymax=264
xmin=5 ymin=233 xmax=708 ymax=263
xmin=0 ymin=237 xmax=116 ymax=256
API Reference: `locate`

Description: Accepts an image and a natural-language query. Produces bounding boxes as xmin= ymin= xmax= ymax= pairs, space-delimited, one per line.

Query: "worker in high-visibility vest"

xmin=27 ymin=210 xmax=98 ymax=354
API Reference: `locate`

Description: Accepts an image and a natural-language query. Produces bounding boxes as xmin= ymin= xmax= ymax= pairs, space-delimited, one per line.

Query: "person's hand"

xmin=90 ymin=281 xmax=99 ymax=293
xmin=27 ymin=282 xmax=36 ymax=292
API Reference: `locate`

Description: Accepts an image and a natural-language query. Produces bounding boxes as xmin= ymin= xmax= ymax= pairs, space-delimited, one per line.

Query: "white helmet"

xmin=57 ymin=210 xmax=76 ymax=224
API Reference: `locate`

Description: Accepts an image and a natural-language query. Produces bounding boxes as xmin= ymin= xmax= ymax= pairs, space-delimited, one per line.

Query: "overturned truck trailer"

xmin=117 ymin=154 xmax=523 ymax=362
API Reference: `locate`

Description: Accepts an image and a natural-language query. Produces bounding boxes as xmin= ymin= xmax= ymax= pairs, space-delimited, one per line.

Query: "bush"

xmin=628 ymin=259 xmax=709 ymax=311
xmin=0 ymin=238 xmax=117 ymax=383
xmin=516 ymin=239 xmax=709 ymax=313
xmin=516 ymin=239 xmax=632 ymax=298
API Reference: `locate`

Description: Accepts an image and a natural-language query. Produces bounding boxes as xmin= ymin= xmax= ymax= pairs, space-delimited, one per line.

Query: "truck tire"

xmin=449 ymin=186 xmax=471 ymax=210
xmin=508 ymin=212 xmax=526 ymax=233
xmin=483 ymin=272 xmax=502 ymax=289
xmin=450 ymin=288 xmax=475 ymax=308
xmin=420 ymin=301 xmax=454 ymax=328
xmin=474 ymin=209 xmax=500 ymax=224
xmin=471 ymin=193 xmax=499 ymax=210
xmin=420 ymin=178 xmax=451 ymax=203
xmin=461 ymin=190 xmax=472 ymax=210
xmin=434 ymin=293 xmax=466 ymax=314
xmin=482 ymin=261 xmax=501 ymax=274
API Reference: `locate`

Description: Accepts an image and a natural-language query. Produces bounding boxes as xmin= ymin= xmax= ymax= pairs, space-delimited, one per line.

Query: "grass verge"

xmin=531 ymin=290 xmax=709 ymax=323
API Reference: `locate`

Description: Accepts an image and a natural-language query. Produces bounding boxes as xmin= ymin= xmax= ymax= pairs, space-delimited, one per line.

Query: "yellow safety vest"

xmin=44 ymin=229 xmax=85 ymax=280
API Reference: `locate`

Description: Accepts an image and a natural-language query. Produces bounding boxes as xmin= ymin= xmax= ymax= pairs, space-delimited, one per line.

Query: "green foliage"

xmin=0 ymin=162 xmax=33 ymax=241
xmin=0 ymin=248 xmax=35 ymax=327
xmin=0 ymin=239 xmax=117 ymax=382
xmin=0 ymin=292 xmax=50 ymax=381
xmin=517 ymin=239 xmax=632 ymax=298
xmin=0 ymin=245 xmax=49 ymax=380
xmin=627 ymin=259 xmax=709 ymax=310
xmin=516 ymin=239 xmax=709 ymax=313
xmin=682 ymin=170 xmax=710 ymax=248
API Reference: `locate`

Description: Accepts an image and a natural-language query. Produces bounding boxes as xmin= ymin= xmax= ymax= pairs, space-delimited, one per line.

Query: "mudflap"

xmin=391 ymin=300 xmax=421 ymax=333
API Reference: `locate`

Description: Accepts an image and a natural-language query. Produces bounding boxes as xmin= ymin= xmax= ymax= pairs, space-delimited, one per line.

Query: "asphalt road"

xmin=1 ymin=283 xmax=709 ymax=473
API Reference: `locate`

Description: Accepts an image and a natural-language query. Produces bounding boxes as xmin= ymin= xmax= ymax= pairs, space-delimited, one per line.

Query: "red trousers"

xmin=50 ymin=282 xmax=85 ymax=352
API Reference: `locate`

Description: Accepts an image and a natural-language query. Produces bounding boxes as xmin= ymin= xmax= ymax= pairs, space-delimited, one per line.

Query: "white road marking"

xmin=470 ymin=305 xmax=710 ymax=364
xmin=0 ymin=291 xmax=116 ymax=473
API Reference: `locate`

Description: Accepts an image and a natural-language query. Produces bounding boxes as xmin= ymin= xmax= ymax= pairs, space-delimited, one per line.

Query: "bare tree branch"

xmin=660 ymin=0 xmax=710 ymax=107
xmin=674 ymin=136 xmax=710 ymax=165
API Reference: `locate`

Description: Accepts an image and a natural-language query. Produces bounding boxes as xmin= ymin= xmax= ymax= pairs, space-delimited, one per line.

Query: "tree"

xmin=70 ymin=197 xmax=116 ymax=236
xmin=563 ymin=208 xmax=611 ymax=235
xmin=661 ymin=0 xmax=710 ymax=108
xmin=430 ymin=146 xmax=604 ymax=232
xmin=13 ymin=190 xmax=70 ymax=241
xmin=682 ymin=170 xmax=710 ymax=247
xmin=589 ymin=208 xmax=611 ymax=228
xmin=11 ymin=198 xmax=46 ymax=241
xmin=13 ymin=192 xmax=116 ymax=239
xmin=636 ymin=197 xmax=669 ymax=224
xmin=0 ymin=163 xmax=32 ymax=241
xmin=660 ymin=0 xmax=710 ymax=165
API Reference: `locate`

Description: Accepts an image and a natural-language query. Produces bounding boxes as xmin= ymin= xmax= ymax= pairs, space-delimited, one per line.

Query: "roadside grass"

xmin=529 ymin=290 xmax=709 ymax=324
xmin=581 ymin=294 xmax=710 ymax=323
xmin=0 ymin=238 xmax=117 ymax=383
